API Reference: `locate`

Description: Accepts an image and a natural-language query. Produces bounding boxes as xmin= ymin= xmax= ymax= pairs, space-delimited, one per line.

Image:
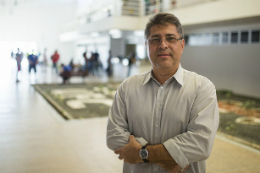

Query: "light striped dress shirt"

xmin=107 ymin=65 xmax=219 ymax=173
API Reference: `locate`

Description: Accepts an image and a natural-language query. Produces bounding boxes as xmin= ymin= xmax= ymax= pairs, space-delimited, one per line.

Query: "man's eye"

xmin=167 ymin=37 xmax=176 ymax=41
xmin=152 ymin=39 xmax=160 ymax=42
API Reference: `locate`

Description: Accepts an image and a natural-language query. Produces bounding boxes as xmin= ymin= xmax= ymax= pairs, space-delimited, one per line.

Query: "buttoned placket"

xmin=153 ymin=83 xmax=166 ymax=173
xmin=151 ymin=78 xmax=174 ymax=173
xmin=150 ymin=76 xmax=174 ymax=173
xmin=155 ymin=85 xmax=164 ymax=143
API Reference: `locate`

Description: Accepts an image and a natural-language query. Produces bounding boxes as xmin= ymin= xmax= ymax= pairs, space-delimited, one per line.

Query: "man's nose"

xmin=159 ymin=39 xmax=168 ymax=49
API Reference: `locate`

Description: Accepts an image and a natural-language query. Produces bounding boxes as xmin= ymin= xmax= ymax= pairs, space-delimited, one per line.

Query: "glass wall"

xmin=185 ymin=29 xmax=260 ymax=46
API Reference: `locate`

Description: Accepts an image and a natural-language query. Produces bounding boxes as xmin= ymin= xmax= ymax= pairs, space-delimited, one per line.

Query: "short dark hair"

xmin=144 ymin=13 xmax=184 ymax=40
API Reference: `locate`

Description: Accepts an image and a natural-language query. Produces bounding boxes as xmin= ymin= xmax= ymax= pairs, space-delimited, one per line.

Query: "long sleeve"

xmin=163 ymin=81 xmax=219 ymax=168
xmin=106 ymin=83 xmax=148 ymax=151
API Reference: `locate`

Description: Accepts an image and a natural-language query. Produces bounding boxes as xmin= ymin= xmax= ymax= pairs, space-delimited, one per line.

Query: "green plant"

xmin=225 ymin=121 xmax=237 ymax=135
xmin=225 ymin=91 xmax=233 ymax=104
xmin=241 ymin=100 xmax=256 ymax=117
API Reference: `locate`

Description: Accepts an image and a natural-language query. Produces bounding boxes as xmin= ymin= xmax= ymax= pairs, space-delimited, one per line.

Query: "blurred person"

xmin=27 ymin=50 xmax=38 ymax=74
xmin=82 ymin=52 xmax=88 ymax=71
xmin=60 ymin=63 xmax=71 ymax=84
xmin=42 ymin=48 xmax=48 ymax=71
xmin=92 ymin=52 xmax=101 ymax=76
xmin=107 ymin=13 xmax=219 ymax=173
xmin=69 ymin=58 xmax=75 ymax=71
xmin=107 ymin=9 xmax=111 ymax=17
xmin=88 ymin=52 xmax=94 ymax=75
xmin=106 ymin=50 xmax=113 ymax=77
xmin=127 ymin=51 xmax=136 ymax=77
xmin=15 ymin=48 xmax=23 ymax=82
xmin=11 ymin=50 xmax=14 ymax=58
xmin=51 ymin=50 xmax=60 ymax=74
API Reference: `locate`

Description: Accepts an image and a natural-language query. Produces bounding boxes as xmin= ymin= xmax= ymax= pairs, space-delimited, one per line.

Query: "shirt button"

xmin=160 ymin=87 xmax=163 ymax=89
xmin=154 ymin=168 xmax=157 ymax=171
xmin=155 ymin=124 xmax=158 ymax=127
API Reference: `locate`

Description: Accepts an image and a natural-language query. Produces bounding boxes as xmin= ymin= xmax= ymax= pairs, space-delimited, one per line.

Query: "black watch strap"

xmin=143 ymin=159 xmax=149 ymax=163
xmin=141 ymin=146 xmax=149 ymax=163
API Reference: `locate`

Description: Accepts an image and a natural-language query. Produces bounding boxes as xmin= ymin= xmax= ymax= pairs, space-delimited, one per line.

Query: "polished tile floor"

xmin=0 ymin=58 xmax=260 ymax=173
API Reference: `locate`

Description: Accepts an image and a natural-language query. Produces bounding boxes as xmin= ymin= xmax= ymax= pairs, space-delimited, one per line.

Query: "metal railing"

xmin=121 ymin=0 xmax=217 ymax=17
xmin=75 ymin=0 xmax=219 ymax=25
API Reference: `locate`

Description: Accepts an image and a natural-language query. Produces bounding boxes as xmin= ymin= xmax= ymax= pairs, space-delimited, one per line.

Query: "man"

xmin=42 ymin=48 xmax=48 ymax=72
xmin=127 ymin=51 xmax=136 ymax=77
xmin=59 ymin=63 xmax=71 ymax=84
xmin=15 ymin=48 xmax=23 ymax=82
xmin=51 ymin=50 xmax=60 ymax=73
xmin=28 ymin=51 xmax=38 ymax=74
xmin=106 ymin=13 xmax=219 ymax=173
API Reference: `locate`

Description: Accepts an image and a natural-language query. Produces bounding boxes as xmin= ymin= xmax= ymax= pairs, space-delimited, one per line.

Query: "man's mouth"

xmin=158 ymin=53 xmax=170 ymax=58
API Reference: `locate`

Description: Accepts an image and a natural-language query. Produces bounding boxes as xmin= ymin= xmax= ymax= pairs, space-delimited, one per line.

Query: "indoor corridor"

xmin=0 ymin=58 xmax=260 ymax=173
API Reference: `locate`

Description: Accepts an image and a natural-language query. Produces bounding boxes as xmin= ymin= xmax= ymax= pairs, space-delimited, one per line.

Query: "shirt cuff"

xmin=135 ymin=137 xmax=148 ymax=146
xmin=163 ymin=139 xmax=189 ymax=169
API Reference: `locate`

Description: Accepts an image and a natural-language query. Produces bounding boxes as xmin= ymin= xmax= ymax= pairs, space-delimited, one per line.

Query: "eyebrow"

xmin=150 ymin=34 xmax=177 ymax=38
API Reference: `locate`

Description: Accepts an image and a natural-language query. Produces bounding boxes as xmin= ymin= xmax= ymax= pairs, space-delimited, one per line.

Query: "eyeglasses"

xmin=148 ymin=37 xmax=182 ymax=46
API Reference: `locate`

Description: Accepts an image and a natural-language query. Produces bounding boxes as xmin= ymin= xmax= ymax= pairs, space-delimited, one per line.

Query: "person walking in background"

xmin=42 ymin=48 xmax=48 ymax=72
xmin=51 ymin=50 xmax=60 ymax=74
xmin=106 ymin=50 xmax=113 ymax=77
xmin=92 ymin=52 xmax=102 ymax=76
xmin=27 ymin=50 xmax=38 ymax=74
xmin=88 ymin=52 xmax=94 ymax=75
xmin=127 ymin=51 xmax=136 ymax=77
xmin=11 ymin=50 xmax=14 ymax=59
xmin=15 ymin=48 xmax=23 ymax=82
xmin=82 ymin=52 xmax=88 ymax=71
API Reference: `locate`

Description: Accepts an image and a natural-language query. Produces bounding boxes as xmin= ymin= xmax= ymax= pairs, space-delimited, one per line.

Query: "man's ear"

xmin=181 ymin=39 xmax=185 ymax=51
xmin=145 ymin=41 xmax=149 ymax=54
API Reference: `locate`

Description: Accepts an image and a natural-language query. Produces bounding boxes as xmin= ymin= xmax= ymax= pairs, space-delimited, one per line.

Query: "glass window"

xmin=189 ymin=34 xmax=197 ymax=46
xmin=251 ymin=30 xmax=260 ymax=43
xmin=204 ymin=33 xmax=211 ymax=45
xmin=222 ymin=32 xmax=229 ymax=44
xmin=213 ymin=33 xmax=219 ymax=44
xmin=231 ymin=32 xmax=238 ymax=43
xmin=197 ymin=34 xmax=203 ymax=45
xmin=241 ymin=31 xmax=249 ymax=43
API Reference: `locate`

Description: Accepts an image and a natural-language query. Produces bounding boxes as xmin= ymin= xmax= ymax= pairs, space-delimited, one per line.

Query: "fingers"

xmin=129 ymin=135 xmax=135 ymax=141
xmin=114 ymin=148 xmax=121 ymax=154
xmin=118 ymin=154 xmax=124 ymax=160
xmin=180 ymin=165 xmax=189 ymax=173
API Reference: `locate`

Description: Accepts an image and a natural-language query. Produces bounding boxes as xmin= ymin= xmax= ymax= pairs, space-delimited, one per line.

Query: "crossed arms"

xmin=106 ymin=80 xmax=219 ymax=172
xmin=114 ymin=135 xmax=187 ymax=173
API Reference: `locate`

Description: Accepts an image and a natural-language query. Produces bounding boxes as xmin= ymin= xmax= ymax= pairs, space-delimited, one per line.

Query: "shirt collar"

xmin=173 ymin=64 xmax=184 ymax=86
xmin=142 ymin=64 xmax=183 ymax=86
xmin=142 ymin=70 xmax=153 ymax=85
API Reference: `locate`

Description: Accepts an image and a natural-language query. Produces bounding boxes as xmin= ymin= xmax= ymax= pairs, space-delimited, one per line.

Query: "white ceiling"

xmin=0 ymin=0 xmax=78 ymax=16
xmin=0 ymin=0 xmax=93 ymax=7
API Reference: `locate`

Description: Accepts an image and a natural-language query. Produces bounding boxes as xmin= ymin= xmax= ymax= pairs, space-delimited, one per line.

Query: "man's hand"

xmin=157 ymin=163 xmax=189 ymax=173
xmin=114 ymin=135 xmax=143 ymax=164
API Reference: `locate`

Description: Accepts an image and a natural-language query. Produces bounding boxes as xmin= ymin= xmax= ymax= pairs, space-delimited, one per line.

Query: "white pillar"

xmin=156 ymin=0 xmax=160 ymax=13
xmin=162 ymin=0 xmax=171 ymax=11
xmin=139 ymin=0 xmax=145 ymax=16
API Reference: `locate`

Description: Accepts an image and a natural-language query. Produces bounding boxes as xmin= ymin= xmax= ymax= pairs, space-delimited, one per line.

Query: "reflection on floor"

xmin=0 ymin=59 xmax=260 ymax=173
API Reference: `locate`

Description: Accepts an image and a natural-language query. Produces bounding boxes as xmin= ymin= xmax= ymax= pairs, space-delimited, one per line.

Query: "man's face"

xmin=145 ymin=23 xmax=185 ymax=72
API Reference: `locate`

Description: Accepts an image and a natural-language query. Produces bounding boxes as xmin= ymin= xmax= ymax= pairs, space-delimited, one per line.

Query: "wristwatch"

xmin=139 ymin=146 xmax=149 ymax=163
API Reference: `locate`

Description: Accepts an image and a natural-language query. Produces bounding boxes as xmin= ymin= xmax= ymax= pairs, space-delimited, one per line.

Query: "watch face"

xmin=140 ymin=149 xmax=148 ymax=159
